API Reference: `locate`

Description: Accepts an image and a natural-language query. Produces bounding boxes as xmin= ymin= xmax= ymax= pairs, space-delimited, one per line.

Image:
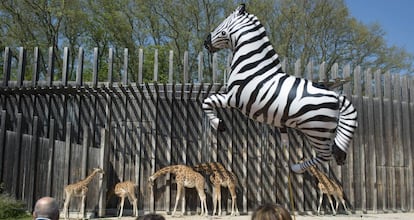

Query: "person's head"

xmin=33 ymin=197 xmax=60 ymax=220
xmin=136 ymin=213 xmax=165 ymax=220
xmin=252 ymin=203 xmax=292 ymax=220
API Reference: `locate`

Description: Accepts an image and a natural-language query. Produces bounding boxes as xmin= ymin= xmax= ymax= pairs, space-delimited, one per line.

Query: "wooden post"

xmin=32 ymin=47 xmax=40 ymax=86
xmin=62 ymin=47 xmax=70 ymax=86
xmin=46 ymin=118 xmax=55 ymax=196
xmin=47 ymin=47 xmax=55 ymax=87
xmin=198 ymin=52 xmax=203 ymax=83
xmin=76 ymin=47 xmax=84 ymax=86
xmin=98 ymin=128 xmax=110 ymax=217
xmin=2 ymin=47 xmax=11 ymax=87
xmin=108 ymin=48 xmax=114 ymax=85
xmin=138 ymin=48 xmax=144 ymax=84
xmin=183 ymin=51 xmax=188 ymax=83
xmin=168 ymin=50 xmax=174 ymax=83
xmin=123 ymin=48 xmax=128 ymax=84
xmin=153 ymin=49 xmax=158 ymax=82
xmin=17 ymin=47 xmax=26 ymax=87
xmin=92 ymin=48 xmax=99 ymax=87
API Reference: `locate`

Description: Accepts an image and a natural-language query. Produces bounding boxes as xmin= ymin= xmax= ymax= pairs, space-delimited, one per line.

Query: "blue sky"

xmin=346 ymin=0 xmax=414 ymax=56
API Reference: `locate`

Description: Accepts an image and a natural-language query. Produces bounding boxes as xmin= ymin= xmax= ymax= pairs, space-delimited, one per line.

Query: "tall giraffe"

xmin=63 ymin=167 xmax=104 ymax=220
xmin=148 ymin=165 xmax=208 ymax=217
xmin=306 ymin=164 xmax=349 ymax=215
xmin=193 ymin=162 xmax=240 ymax=216
xmin=114 ymin=181 xmax=138 ymax=218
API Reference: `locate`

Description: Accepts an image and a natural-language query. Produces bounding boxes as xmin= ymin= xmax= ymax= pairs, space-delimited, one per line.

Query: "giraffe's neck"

xmin=79 ymin=170 xmax=100 ymax=186
xmin=150 ymin=165 xmax=182 ymax=181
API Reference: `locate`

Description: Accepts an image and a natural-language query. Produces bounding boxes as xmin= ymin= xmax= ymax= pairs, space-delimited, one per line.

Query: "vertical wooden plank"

xmin=183 ymin=51 xmax=188 ymax=84
xmin=153 ymin=49 xmax=158 ymax=82
xmin=212 ymin=53 xmax=217 ymax=83
xmin=364 ymin=69 xmax=377 ymax=212
xmin=198 ymin=52 xmax=203 ymax=83
xmin=46 ymin=118 xmax=55 ymax=196
xmin=168 ymin=50 xmax=174 ymax=83
xmin=63 ymin=122 xmax=72 ymax=189
xmin=2 ymin=47 xmax=12 ymax=87
xmin=294 ymin=59 xmax=301 ymax=77
xmin=353 ymin=66 xmax=365 ymax=212
xmin=331 ymin=63 xmax=338 ymax=80
xmin=98 ymin=128 xmax=110 ymax=217
xmin=81 ymin=127 xmax=89 ymax=178
xmin=383 ymin=71 xmax=394 ymax=211
xmin=342 ymin=64 xmax=352 ymax=96
xmin=12 ymin=113 xmax=23 ymax=197
xmin=17 ymin=47 xmax=26 ymax=87
xmin=374 ymin=70 xmax=386 ymax=212
xmin=305 ymin=60 xmax=313 ymax=81
xmin=138 ymin=48 xmax=143 ymax=84
xmin=0 ymin=110 xmax=7 ymax=182
xmin=393 ymin=75 xmax=404 ymax=210
xmin=92 ymin=48 xmax=99 ymax=87
xmin=318 ymin=61 xmax=326 ymax=83
xmin=401 ymin=75 xmax=411 ymax=212
xmin=47 ymin=47 xmax=55 ymax=87
xmin=62 ymin=47 xmax=70 ymax=86
xmin=123 ymin=48 xmax=128 ymax=84
xmin=76 ymin=47 xmax=84 ymax=86
xmin=27 ymin=116 xmax=39 ymax=211
xmin=32 ymin=47 xmax=40 ymax=87
xmin=108 ymin=48 xmax=114 ymax=85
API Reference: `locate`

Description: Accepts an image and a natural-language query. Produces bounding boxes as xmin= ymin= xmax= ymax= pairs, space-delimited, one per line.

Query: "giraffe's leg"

xmin=326 ymin=194 xmax=336 ymax=216
xmin=118 ymin=197 xmax=125 ymax=218
xmin=317 ymin=191 xmax=323 ymax=215
xmin=216 ymin=185 xmax=222 ymax=216
xmin=172 ymin=185 xmax=182 ymax=217
xmin=202 ymin=94 xmax=230 ymax=131
xmin=63 ymin=194 xmax=71 ymax=220
xmin=211 ymin=186 xmax=217 ymax=215
xmin=129 ymin=195 xmax=138 ymax=217
xmin=197 ymin=189 xmax=208 ymax=216
xmin=229 ymin=185 xmax=239 ymax=216
xmin=81 ymin=195 xmax=86 ymax=219
xmin=340 ymin=197 xmax=349 ymax=214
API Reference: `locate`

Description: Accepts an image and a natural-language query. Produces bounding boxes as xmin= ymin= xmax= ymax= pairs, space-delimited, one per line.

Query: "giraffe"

xmin=193 ymin=162 xmax=240 ymax=216
xmin=63 ymin=167 xmax=104 ymax=220
xmin=148 ymin=165 xmax=208 ymax=217
xmin=114 ymin=181 xmax=138 ymax=218
xmin=306 ymin=164 xmax=349 ymax=215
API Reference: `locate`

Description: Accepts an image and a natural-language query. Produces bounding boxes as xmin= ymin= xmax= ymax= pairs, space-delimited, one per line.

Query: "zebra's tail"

xmin=332 ymin=95 xmax=358 ymax=165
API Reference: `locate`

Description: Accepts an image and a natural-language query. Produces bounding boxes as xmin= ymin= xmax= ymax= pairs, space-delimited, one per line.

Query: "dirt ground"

xmin=89 ymin=212 xmax=414 ymax=220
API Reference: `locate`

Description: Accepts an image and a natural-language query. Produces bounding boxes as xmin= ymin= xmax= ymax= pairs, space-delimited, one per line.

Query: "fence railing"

xmin=0 ymin=46 xmax=413 ymax=217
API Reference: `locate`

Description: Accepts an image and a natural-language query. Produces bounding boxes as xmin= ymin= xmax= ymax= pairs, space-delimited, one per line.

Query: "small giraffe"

xmin=148 ymin=165 xmax=208 ymax=217
xmin=193 ymin=162 xmax=240 ymax=216
xmin=114 ymin=181 xmax=138 ymax=218
xmin=306 ymin=164 xmax=349 ymax=215
xmin=63 ymin=167 xmax=104 ymax=220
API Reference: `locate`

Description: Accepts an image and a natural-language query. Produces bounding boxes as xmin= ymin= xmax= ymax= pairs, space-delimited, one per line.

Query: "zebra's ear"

xmin=238 ymin=4 xmax=246 ymax=15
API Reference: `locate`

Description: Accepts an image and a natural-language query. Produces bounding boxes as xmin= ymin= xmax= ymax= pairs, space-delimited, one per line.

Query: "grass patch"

xmin=0 ymin=184 xmax=31 ymax=219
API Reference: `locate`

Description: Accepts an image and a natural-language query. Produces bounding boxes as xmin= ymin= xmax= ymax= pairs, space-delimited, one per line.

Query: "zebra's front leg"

xmin=202 ymin=94 xmax=229 ymax=131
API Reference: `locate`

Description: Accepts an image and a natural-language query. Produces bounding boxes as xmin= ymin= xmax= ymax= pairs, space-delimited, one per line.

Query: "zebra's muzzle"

xmin=204 ymin=34 xmax=219 ymax=53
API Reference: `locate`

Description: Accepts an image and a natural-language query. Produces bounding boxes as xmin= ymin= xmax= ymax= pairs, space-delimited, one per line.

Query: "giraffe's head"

xmin=93 ymin=168 xmax=105 ymax=177
xmin=204 ymin=4 xmax=250 ymax=53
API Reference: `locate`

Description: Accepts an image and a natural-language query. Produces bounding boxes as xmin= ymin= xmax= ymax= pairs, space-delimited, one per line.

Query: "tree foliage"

xmin=1 ymin=0 xmax=412 ymax=83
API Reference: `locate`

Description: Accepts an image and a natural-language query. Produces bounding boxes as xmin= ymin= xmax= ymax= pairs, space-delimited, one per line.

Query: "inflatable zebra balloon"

xmin=203 ymin=4 xmax=358 ymax=173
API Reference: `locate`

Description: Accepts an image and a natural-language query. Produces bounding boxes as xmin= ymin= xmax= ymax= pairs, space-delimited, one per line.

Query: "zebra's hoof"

xmin=217 ymin=120 xmax=226 ymax=132
xmin=332 ymin=144 xmax=346 ymax=165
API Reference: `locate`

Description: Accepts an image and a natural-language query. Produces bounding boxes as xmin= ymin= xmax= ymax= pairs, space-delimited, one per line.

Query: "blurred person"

xmin=33 ymin=197 xmax=60 ymax=220
xmin=252 ymin=203 xmax=292 ymax=220
xmin=137 ymin=213 xmax=166 ymax=220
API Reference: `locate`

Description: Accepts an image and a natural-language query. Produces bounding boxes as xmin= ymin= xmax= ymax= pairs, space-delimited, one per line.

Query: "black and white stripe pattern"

xmin=203 ymin=4 xmax=357 ymax=173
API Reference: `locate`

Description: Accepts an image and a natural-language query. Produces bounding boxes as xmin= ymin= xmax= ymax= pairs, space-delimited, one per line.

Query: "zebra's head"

xmin=204 ymin=4 xmax=248 ymax=53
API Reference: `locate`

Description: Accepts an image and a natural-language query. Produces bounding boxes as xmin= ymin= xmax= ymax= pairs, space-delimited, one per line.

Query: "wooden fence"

xmin=0 ymin=46 xmax=413 ymax=217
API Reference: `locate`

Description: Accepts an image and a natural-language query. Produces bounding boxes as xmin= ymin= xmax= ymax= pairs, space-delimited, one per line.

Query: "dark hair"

xmin=137 ymin=213 xmax=166 ymax=220
xmin=252 ymin=203 xmax=292 ymax=220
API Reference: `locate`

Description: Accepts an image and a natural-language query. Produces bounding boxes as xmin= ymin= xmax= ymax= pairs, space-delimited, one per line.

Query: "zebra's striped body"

xmin=203 ymin=4 xmax=357 ymax=173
